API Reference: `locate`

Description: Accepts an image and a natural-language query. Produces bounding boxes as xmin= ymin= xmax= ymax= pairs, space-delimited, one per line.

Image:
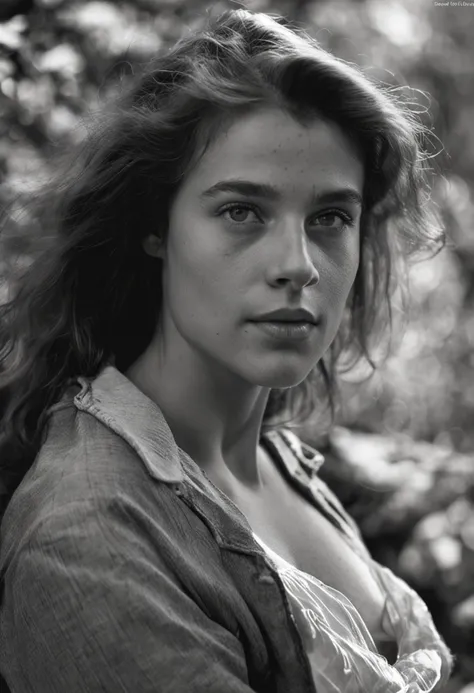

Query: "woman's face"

xmin=146 ymin=106 xmax=364 ymax=389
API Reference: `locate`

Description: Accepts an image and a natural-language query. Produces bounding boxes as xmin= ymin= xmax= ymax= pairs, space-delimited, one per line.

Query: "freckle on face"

xmin=156 ymin=106 xmax=363 ymax=390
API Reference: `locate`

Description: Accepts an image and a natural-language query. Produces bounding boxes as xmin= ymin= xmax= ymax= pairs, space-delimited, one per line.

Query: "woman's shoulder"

xmin=262 ymin=426 xmax=370 ymax=551
xmin=37 ymin=382 xmax=153 ymax=499
xmin=0 ymin=374 xmax=182 ymax=566
xmin=261 ymin=426 xmax=326 ymax=479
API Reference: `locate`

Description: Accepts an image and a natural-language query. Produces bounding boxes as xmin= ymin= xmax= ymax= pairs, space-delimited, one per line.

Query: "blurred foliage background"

xmin=1 ymin=0 xmax=474 ymax=690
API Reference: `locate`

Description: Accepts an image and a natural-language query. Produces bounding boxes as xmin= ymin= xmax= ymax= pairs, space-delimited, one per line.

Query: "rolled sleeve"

xmin=0 ymin=496 xmax=254 ymax=693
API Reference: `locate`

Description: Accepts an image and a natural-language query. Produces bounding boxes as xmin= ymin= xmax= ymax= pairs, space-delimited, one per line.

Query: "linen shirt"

xmin=0 ymin=365 xmax=453 ymax=692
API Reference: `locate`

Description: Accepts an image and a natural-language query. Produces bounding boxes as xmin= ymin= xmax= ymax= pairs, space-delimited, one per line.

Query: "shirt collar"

xmin=72 ymin=364 xmax=184 ymax=484
xmin=68 ymin=363 xmax=325 ymax=486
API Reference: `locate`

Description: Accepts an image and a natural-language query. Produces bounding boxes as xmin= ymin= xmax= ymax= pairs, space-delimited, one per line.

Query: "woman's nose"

xmin=265 ymin=225 xmax=320 ymax=291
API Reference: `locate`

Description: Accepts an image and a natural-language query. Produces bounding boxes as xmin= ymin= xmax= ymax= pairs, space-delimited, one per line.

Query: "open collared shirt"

xmin=0 ymin=365 xmax=453 ymax=692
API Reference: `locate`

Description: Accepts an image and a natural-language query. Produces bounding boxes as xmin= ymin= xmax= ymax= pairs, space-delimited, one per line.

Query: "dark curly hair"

xmin=0 ymin=8 xmax=443 ymax=520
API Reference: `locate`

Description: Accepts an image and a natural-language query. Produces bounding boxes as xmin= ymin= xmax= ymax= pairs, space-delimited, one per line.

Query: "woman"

xmin=0 ymin=8 xmax=454 ymax=693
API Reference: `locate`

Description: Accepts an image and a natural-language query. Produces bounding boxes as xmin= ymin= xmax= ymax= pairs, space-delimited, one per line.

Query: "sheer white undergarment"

xmin=253 ymin=531 xmax=452 ymax=693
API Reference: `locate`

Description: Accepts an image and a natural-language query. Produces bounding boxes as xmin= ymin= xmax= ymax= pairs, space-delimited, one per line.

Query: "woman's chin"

xmin=247 ymin=365 xmax=314 ymax=390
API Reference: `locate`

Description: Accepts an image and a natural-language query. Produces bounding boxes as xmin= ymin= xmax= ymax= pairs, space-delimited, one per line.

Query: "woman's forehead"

xmin=189 ymin=107 xmax=364 ymax=197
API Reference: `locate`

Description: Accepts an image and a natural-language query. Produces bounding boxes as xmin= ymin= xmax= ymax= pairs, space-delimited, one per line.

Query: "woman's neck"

xmin=124 ymin=333 xmax=271 ymax=490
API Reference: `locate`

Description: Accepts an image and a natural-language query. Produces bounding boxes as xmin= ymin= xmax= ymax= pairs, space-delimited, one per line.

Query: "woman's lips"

xmin=250 ymin=320 xmax=316 ymax=341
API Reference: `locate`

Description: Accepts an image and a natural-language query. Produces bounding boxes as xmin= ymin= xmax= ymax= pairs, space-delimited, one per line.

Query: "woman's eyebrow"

xmin=200 ymin=179 xmax=363 ymax=207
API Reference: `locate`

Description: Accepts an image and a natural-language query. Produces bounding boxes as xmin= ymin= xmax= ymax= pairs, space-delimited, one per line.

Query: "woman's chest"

xmin=230 ymin=453 xmax=396 ymax=658
xmin=243 ymin=486 xmax=387 ymax=630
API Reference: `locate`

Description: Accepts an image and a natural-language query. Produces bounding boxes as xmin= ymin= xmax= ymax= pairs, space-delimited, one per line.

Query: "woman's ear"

xmin=142 ymin=232 xmax=166 ymax=259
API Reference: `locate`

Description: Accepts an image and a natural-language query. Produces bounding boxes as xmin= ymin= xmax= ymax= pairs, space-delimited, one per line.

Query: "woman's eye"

xmin=220 ymin=204 xmax=261 ymax=224
xmin=313 ymin=211 xmax=353 ymax=232
xmin=218 ymin=205 xmax=353 ymax=231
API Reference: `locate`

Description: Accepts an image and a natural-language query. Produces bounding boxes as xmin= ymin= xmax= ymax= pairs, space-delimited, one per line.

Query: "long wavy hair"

xmin=0 ymin=8 xmax=443 ymax=519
